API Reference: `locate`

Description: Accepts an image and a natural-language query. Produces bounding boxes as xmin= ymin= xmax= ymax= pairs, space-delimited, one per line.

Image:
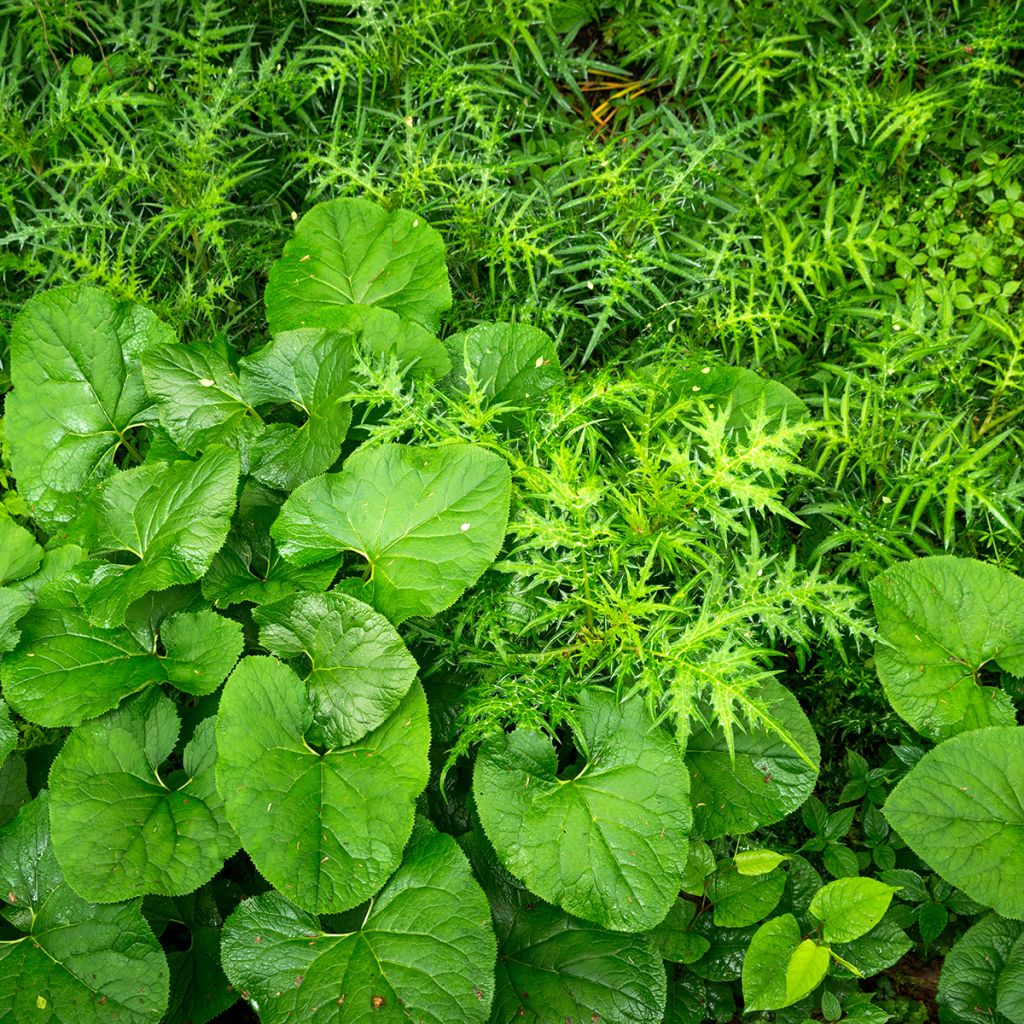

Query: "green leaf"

xmin=444 ymin=322 xmax=563 ymax=421
xmin=202 ymin=481 xmax=341 ymax=609
xmin=0 ymin=515 xmax=41 ymax=585
xmin=461 ymin=829 xmax=666 ymax=1023
xmin=239 ymin=328 xmax=354 ymax=490
xmin=785 ymin=939 xmax=830 ymax=1004
xmin=216 ymin=656 xmax=430 ymax=913
xmin=0 ymin=792 xmax=169 ymax=1022
xmin=75 ymin=447 xmax=241 ymax=627
xmin=884 ymin=726 xmax=1024 ymax=919
xmin=709 ymin=862 xmax=786 ymax=927
xmin=823 ymin=842 xmax=860 ymax=879
xmin=144 ymin=886 xmax=239 ymax=1024
xmin=689 ymin=917 xmax=757 ymax=981
xmin=734 ymin=849 xmax=789 ymax=876
xmin=0 ymin=752 xmax=30 ymax=827
xmin=265 ymin=198 xmax=452 ymax=333
xmin=680 ymin=840 xmax=716 ymax=895
xmin=2 ymin=598 xmax=242 ymax=726
xmin=273 ymin=443 xmax=511 ymax=623
xmin=325 ymin=304 xmax=451 ymax=378
xmin=0 ymin=587 xmax=32 ymax=653
xmin=831 ymin=916 xmax=911 ymax=977
xmin=743 ymin=914 xmax=800 ymax=1011
xmin=6 ymin=285 xmax=173 ymax=529
xmin=49 ymin=692 xmax=238 ymax=902
xmin=998 ymin=934 xmax=1024 ymax=1024
xmin=938 ymin=914 xmax=1024 ymax=1024
xmin=650 ymin=899 xmax=712 ymax=964
xmin=221 ymin=821 xmax=495 ymax=1024
xmin=870 ymin=557 xmax=1024 ymax=738
xmin=141 ymin=339 xmax=259 ymax=456
xmin=254 ymin=591 xmax=418 ymax=747
xmin=686 ymin=679 xmax=820 ymax=838
xmin=809 ymin=878 xmax=899 ymax=943
xmin=0 ymin=700 xmax=16 ymax=770
xmin=918 ymin=902 xmax=949 ymax=947
xmin=473 ymin=689 xmax=691 ymax=931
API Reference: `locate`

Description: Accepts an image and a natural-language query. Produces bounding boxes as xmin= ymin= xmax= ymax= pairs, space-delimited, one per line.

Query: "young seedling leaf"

xmin=870 ymin=556 xmax=1024 ymax=737
xmin=808 ymin=877 xmax=899 ymax=943
xmin=273 ymin=443 xmax=511 ymax=623
xmin=221 ymin=820 xmax=495 ymax=1024
xmin=254 ymin=591 xmax=418 ymax=747
xmin=0 ymin=792 xmax=170 ymax=1022
xmin=265 ymin=198 xmax=451 ymax=333
xmin=686 ymin=679 xmax=820 ymax=838
xmin=75 ymin=446 xmax=241 ymax=627
xmin=216 ymin=656 xmax=430 ymax=913
xmin=473 ymin=689 xmax=691 ymax=932
xmin=884 ymin=725 xmax=1024 ymax=919
xmin=49 ymin=691 xmax=238 ymax=902
xmin=6 ymin=285 xmax=172 ymax=529
xmin=239 ymin=328 xmax=354 ymax=490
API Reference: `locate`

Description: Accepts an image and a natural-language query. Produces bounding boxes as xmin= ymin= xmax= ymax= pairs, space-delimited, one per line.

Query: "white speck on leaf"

xmin=460 ymin=523 xmax=471 ymax=531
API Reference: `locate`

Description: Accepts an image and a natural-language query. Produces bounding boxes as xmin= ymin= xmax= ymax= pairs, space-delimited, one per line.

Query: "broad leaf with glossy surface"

xmin=216 ymin=656 xmax=430 ymax=912
xmin=474 ymin=689 xmax=691 ymax=931
xmin=221 ymin=821 xmax=495 ymax=1024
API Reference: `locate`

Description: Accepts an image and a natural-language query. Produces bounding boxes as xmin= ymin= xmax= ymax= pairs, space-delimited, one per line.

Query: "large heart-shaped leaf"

xmin=444 ymin=322 xmax=563 ymax=422
xmin=221 ymin=821 xmax=495 ymax=1024
xmin=0 ymin=792 xmax=169 ymax=1022
xmin=254 ymin=591 xmax=418 ymax=746
xmin=870 ymin=557 xmax=1024 ymax=738
xmin=808 ymin=878 xmax=899 ymax=943
xmin=473 ymin=689 xmax=691 ymax=931
xmin=144 ymin=886 xmax=239 ymax=1024
xmin=273 ymin=443 xmax=511 ymax=623
xmin=265 ymin=198 xmax=451 ymax=333
xmin=202 ymin=481 xmax=341 ymax=608
xmin=141 ymin=339 xmax=260 ymax=456
xmin=686 ymin=679 xmax=819 ymax=839
xmin=239 ymin=328 xmax=354 ymax=490
xmin=884 ymin=725 xmax=1024 ymax=919
xmin=216 ymin=656 xmax=430 ymax=913
xmin=74 ymin=446 xmax=240 ymax=627
xmin=49 ymin=692 xmax=238 ymax=902
xmin=998 ymin=933 xmax=1024 ymax=1024
xmin=461 ymin=830 xmax=666 ymax=1023
xmin=2 ymin=598 xmax=242 ymax=726
xmin=6 ymin=285 xmax=173 ymax=530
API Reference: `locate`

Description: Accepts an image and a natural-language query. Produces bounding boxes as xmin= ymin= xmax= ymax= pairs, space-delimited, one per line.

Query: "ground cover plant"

xmin=1 ymin=1 xmax=1023 ymax=1023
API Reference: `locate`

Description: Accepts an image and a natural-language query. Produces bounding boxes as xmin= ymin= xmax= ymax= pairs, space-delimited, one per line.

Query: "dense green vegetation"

xmin=1 ymin=1 xmax=1022 ymax=1022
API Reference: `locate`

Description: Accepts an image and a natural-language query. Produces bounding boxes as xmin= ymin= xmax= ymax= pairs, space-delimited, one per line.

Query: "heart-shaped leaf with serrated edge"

xmin=265 ymin=198 xmax=451 ymax=333
xmin=254 ymin=591 xmax=418 ymax=747
xmin=884 ymin=725 xmax=1024 ymax=919
xmin=474 ymin=689 xmax=691 ymax=932
xmin=708 ymin=862 xmax=786 ymax=927
xmin=870 ymin=556 xmax=1024 ymax=738
xmin=742 ymin=914 xmax=828 ymax=1011
xmin=0 ymin=792 xmax=170 ymax=1022
xmin=49 ymin=691 xmax=238 ymax=902
xmin=141 ymin=338 xmax=262 ymax=457
xmin=74 ymin=446 xmax=241 ymax=627
xmin=202 ymin=481 xmax=341 ymax=609
xmin=273 ymin=442 xmax=511 ymax=624
xmin=649 ymin=899 xmax=711 ymax=965
xmin=145 ymin=885 xmax=239 ymax=1024
xmin=2 ymin=598 xmax=242 ymax=726
xmin=221 ymin=820 xmax=495 ymax=1024
xmin=0 ymin=700 xmax=16 ymax=770
xmin=336 ymin=304 xmax=451 ymax=377
xmin=216 ymin=656 xmax=430 ymax=913
xmin=998 ymin=933 xmax=1024 ymax=1024
xmin=809 ymin=877 xmax=899 ymax=943
xmin=238 ymin=328 xmax=354 ymax=491
xmin=6 ymin=285 xmax=173 ymax=530
xmin=444 ymin=322 xmax=563 ymax=424
xmin=686 ymin=678 xmax=820 ymax=839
